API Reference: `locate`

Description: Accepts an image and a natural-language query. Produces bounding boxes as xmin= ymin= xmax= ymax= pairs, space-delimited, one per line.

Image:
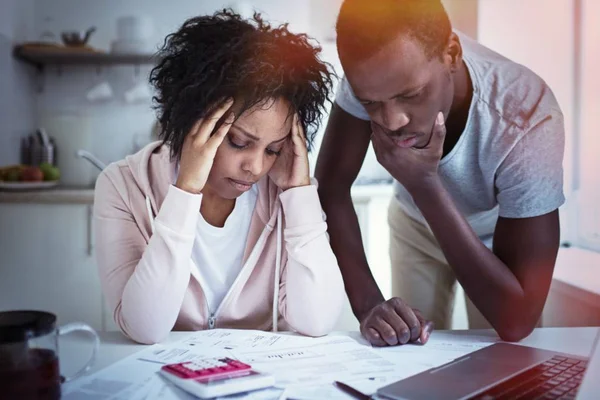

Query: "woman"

xmin=93 ymin=10 xmax=344 ymax=344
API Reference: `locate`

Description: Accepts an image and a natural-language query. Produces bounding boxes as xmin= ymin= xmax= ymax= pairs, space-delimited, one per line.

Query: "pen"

xmin=333 ymin=381 xmax=372 ymax=400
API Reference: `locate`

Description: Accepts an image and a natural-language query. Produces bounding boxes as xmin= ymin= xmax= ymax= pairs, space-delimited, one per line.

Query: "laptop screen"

xmin=576 ymin=330 xmax=600 ymax=399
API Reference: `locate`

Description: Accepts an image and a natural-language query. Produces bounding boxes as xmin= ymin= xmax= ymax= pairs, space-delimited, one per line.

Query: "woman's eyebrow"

xmin=232 ymin=125 xmax=290 ymax=144
xmin=232 ymin=125 xmax=259 ymax=141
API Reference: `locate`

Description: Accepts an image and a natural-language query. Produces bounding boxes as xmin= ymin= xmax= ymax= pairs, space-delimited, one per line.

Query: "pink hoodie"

xmin=93 ymin=141 xmax=345 ymax=344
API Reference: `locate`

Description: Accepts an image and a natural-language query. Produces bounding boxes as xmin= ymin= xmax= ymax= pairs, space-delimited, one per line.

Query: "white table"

xmin=58 ymin=327 xmax=599 ymax=380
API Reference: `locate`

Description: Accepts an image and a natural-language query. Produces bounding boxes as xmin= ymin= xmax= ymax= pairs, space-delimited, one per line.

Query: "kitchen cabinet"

xmin=0 ymin=202 xmax=104 ymax=331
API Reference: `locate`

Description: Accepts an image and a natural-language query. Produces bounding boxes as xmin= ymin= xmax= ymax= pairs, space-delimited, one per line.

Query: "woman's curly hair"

xmin=150 ymin=9 xmax=335 ymax=160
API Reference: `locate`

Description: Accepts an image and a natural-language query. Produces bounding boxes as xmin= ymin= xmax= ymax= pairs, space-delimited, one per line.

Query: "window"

xmin=573 ymin=0 xmax=600 ymax=249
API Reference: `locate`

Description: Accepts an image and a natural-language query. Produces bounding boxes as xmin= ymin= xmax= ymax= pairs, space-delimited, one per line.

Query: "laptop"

xmin=376 ymin=330 xmax=600 ymax=400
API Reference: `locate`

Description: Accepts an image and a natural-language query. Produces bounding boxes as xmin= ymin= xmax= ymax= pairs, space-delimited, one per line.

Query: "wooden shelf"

xmin=13 ymin=45 xmax=159 ymax=69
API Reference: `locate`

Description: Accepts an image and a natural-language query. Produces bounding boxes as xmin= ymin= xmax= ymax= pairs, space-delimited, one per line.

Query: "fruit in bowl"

xmin=39 ymin=163 xmax=61 ymax=181
xmin=21 ymin=166 xmax=43 ymax=181
xmin=0 ymin=165 xmax=25 ymax=181
xmin=4 ymin=168 xmax=22 ymax=182
xmin=0 ymin=164 xmax=60 ymax=183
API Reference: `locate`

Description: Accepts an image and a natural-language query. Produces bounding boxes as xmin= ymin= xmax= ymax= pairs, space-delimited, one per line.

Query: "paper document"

xmin=339 ymin=331 xmax=498 ymax=396
xmin=235 ymin=335 xmax=401 ymax=388
xmin=180 ymin=329 xmax=314 ymax=350
xmin=62 ymin=329 xmax=496 ymax=400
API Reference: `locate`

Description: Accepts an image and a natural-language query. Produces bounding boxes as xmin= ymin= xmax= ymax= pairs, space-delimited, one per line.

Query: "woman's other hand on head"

xmin=268 ymin=114 xmax=311 ymax=191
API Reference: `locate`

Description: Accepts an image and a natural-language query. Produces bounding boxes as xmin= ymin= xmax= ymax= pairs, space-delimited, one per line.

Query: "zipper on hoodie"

xmin=213 ymin=227 xmax=270 ymax=317
xmin=194 ymin=279 xmax=216 ymax=330
xmin=201 ymin=290 xmax=216 ymax=330
xmin=203 ymin=298 xmax=216 ymax=330
xmin=193 ymin=225 xmax=271 ymax=330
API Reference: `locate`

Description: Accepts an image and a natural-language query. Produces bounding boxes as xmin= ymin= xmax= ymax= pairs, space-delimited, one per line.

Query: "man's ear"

xmin=445 ymin=32 xmax=463 ymax=73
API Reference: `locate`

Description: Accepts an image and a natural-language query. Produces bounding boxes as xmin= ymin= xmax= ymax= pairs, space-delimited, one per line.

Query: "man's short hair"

xmin=336 ymin=0 xmax=452 ymax=65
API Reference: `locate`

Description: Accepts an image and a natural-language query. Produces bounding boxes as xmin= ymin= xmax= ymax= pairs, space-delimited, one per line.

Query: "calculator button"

xmin=231 ymin=361 xmax=250 ymax=368
xmin=164 ymin=357 xmax=254 ymax=381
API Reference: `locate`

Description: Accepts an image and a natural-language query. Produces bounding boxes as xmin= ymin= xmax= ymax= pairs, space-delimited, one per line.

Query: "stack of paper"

xmin=62 ymin=330 xmax=497 ymax=400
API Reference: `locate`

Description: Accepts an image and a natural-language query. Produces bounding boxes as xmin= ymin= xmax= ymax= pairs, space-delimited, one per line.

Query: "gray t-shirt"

xmin=336 ymin=32 xmax=565 ymax=246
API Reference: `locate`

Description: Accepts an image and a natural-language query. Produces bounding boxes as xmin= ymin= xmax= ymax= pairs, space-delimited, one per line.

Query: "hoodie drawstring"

xmin=272 ymin=206 xmax=282 ymax=332
xmin=145 ymin=196 xmax=155 ymax=234
xmin=146 ymin=190 xmax=280 ymax=331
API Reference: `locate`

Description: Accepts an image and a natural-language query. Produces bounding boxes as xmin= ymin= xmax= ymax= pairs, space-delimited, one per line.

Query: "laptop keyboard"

xmin=471 ymin=355 xmax=588 ymax=400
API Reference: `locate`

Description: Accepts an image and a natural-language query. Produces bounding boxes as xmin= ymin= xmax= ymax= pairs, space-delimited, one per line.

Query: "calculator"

xmin=159 ymin=357 xmax=275 ymax=398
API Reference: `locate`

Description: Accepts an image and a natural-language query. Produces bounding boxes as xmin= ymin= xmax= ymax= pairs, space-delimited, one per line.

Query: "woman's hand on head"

xmin=175 ymin=98 xmax=235 ymax=194
xmin=268 ymin=114 xmax=311 ymax=191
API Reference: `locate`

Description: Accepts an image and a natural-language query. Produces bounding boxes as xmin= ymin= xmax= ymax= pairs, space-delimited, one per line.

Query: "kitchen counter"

xmin=553 ymin=246 xmax=600 ymax=301
xmin=0 ymin=187 xmax=95 ymax=204
xmin=0 ymin=182 xmax=395 ymax=205
xmin=543 ymin=246 xmax=600 ymax=327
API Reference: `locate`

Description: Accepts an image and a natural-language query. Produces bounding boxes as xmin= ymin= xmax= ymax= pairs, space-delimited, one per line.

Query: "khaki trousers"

xmin=388 ymin=198 xmax=492 ymax=330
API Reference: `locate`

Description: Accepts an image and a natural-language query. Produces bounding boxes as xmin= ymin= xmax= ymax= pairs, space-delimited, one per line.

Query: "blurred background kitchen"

xmin=0 ymin=0 xmax=598 ymax=333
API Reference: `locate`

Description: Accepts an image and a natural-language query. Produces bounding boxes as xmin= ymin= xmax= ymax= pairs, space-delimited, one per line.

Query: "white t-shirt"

xmin=335 ymin=32 xmax=565 ymax=247
xmin=191 ymin=185 xmax=258 ymax=314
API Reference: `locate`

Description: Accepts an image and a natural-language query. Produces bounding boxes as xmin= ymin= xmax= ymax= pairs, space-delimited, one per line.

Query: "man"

xmin=315 ymin=0 xmax=565 ymax=346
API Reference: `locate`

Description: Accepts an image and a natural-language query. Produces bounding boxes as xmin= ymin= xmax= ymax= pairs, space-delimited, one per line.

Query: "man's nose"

xmin=379 ymin=102 xmax=410 ymax=132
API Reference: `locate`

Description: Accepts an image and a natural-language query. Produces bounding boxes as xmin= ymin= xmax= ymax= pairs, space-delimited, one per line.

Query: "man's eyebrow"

xmin=356 ymin=84 xmax=426 ymax=103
